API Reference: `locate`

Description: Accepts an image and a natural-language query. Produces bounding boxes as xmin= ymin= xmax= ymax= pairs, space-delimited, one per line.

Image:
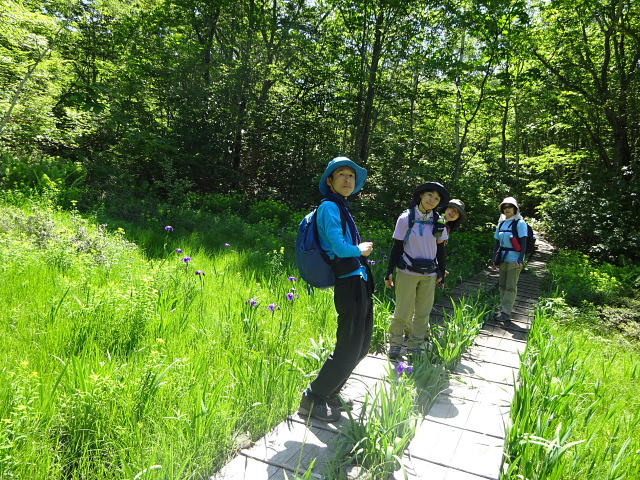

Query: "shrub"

xmin=547 ymin=250 xmax=629 ymax=306
xmin=537 ymin=171 xmax=640 ymax=263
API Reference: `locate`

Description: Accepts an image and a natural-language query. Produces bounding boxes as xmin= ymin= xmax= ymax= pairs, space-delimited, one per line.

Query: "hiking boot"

xmin=298 ymin=392 xmax=341 ymax=422
xmin=327 ymin=393 xmax=354 ymax=411
xmin=388 ymin=345 xmax=402 ymax=360
xmin=410 ymin=347 xmax=423 ymax=357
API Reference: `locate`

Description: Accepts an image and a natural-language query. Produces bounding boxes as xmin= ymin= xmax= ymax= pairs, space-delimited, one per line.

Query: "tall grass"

xmin=0 ymin=198 xmax=495 ymax=480
xmin=431 ymin=296 xmax=488 ymax=371
xmin=0 ymin=203 xmax=335 ymax=479
xmin=333 ymin=362 xmax=422 ymax=479
xmin=503 ymin=299 xmax=640 ymax=479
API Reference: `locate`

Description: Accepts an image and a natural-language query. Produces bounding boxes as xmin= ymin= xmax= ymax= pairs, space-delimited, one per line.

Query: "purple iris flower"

xmin=165 ymin=226 xmax=174 ymax=231
xmin=195 ymin=270 xmax=205 ymax=276
xmin=175 ymin=248 xmax=183 ymax=253
xmin=182 ymin=257 xmax=192 ymax=263
xmin=224 ymin=243 xmax=231 ymax=247
xmin=288 ymin=276 xmax=298 ymax=282
xmin=397 ymin=361 xmax=413 ymax=375
xmin=268 ymin=303 xmax=281 ymax=311
xmin=245 ymin=298 xmax=259 ymax=307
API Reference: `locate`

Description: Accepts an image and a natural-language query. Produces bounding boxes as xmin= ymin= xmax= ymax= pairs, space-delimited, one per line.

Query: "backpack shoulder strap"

xmin=403 ymin=208 xmax=414 ymax=243
xmin=319 ymin=199 xmax=347 ymax=235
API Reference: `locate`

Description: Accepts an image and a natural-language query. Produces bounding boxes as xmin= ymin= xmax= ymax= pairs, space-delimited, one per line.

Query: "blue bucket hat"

xmin=319 ymin=157 xmax=368 ymax=196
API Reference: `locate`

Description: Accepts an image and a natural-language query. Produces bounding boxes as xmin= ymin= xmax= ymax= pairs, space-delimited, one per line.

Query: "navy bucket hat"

xmin=412 ymin=182 xmax=450 ymax=208
xmin=319 ymin=157 xmax=368 ymax=196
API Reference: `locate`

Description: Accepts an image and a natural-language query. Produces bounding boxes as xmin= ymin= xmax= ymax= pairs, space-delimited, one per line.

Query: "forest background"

xmin=1 ymin=0 xmax=639 ymax=261
xmin=2 ymin=1 xmax=640 ymax=479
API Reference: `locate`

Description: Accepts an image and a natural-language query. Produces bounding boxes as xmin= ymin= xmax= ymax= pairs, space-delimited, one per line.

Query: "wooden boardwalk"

xmin=213 ymin=237 xmax=553 ymax=480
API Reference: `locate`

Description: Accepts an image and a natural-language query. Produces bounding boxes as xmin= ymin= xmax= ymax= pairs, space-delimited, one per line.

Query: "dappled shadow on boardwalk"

xmin=213 ymin=235 xmax=554 ymax=480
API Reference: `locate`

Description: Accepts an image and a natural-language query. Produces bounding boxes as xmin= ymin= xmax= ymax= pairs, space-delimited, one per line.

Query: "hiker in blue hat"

xmin=298 ymin=157 xmax=374 ymax=423
xmin=491 ymin=196 xmax=528 ymax=323
xmin=385 ymin=182 xmax=450 ymax=359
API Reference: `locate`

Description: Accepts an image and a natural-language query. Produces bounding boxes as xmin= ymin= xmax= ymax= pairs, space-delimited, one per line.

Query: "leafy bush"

xmin=246 ymin=198 xmax=294 ymax=227
xmin=0 ymin=151 xmax=86 ymax=207
xmin=189 ymin=192 xmax=246 ymax=215
xmin=537 ymin=171 xmax=640 ymax=263
xmin=546 ymin=250 xmax=635 ymax=306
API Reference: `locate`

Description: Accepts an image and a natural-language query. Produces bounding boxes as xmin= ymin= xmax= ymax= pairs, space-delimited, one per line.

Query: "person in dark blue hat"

xmin=384 ymin=182 xmax=450 ymax=359
xmin=298 ymin=157 xmax=374 ymax=423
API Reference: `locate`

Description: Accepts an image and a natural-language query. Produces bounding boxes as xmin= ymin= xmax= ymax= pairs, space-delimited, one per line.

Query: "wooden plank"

xmin=213 ymin=241 xmax=549 ymax=480
xmin=426 ymin=394 xmax=510 ymax=438
xmin=393 ymin=456 xmax=492 ymax=480
xmin=480 ymin=323 xmax=529 ymax=342
xmin=212 ymin=454 xmax=288 ymax=480
xmin=443 ymin=376 xmax=514 ymax=406
xmin=454 ymin=357 xmax=518 ymax=386
xmin=351 ymin=354 xmax=392 ymax=379
xmin=406 ymin=420 xmax=503 ymax=480
xmin=224 ymin=420 xmax=340 ymax=477
xmin=474 ymin=334 xmax=527 ymax=354
xmin=464 ymin=345 xmax=521 ymax=368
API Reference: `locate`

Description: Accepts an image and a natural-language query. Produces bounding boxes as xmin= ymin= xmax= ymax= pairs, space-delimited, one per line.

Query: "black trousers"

xmin=309 ymin=274 xmax=374 ymax=400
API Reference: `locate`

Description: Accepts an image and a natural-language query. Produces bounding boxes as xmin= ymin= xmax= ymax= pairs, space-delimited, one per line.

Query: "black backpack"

xmin=500 ymin=218 xmax=536 ymax=258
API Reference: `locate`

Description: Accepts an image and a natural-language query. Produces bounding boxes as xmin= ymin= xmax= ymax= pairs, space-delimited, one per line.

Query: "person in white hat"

xmin=491 ymin=196 xmax=528 ymax=322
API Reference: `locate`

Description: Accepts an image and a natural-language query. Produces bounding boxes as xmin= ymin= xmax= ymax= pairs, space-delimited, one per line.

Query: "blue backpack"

xmin=295 ymin=201 xmax=346 ymax=288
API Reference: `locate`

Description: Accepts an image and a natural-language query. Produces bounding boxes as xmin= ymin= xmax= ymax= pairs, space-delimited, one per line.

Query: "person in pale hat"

xmin=385 ymin=182 xmax=450 ymax=359
xmin=491 ymin=196 xmax=528 ymax=322
xmin=298 ymin=157 xmax=374 ymax=423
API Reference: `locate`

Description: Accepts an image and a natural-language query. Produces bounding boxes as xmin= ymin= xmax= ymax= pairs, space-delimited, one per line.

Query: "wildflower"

xmin=224 ymin=243 xmax=231 ymax=247
xmin=268 ymin=303 xmax=281 ymax=311
xmin=245 ymin=298 xmax=259 ymax=307
xmin=396 ymin=361 xmax=413 ymax=375
xmin=370 ymin=261 xmax=376 ymax=265
xmin=195 ymin=270 xmax=205 ymax=276
xmin=288 ymin=276 xmax=299 ymax=282
xmin=175 ymin=248 xmax=183 ymax=253
xmin=182 ymin=257 xmax=192 ymax=263
xmin=165 ymin=226 xmax=174 ymax=231
xmin=287 ymin=292 xmax=299 ymax=300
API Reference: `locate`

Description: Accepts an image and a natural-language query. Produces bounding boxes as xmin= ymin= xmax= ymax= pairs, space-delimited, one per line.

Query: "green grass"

xmin=503 ymin=298 xmax=640 ymax=480
xmin=0 ymin=199 xmax=492 ymax=479
xmin=7 ymin=197 xmax=639 ymax=480
xmin=0 ymin=203 xmax=333 ymax=479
